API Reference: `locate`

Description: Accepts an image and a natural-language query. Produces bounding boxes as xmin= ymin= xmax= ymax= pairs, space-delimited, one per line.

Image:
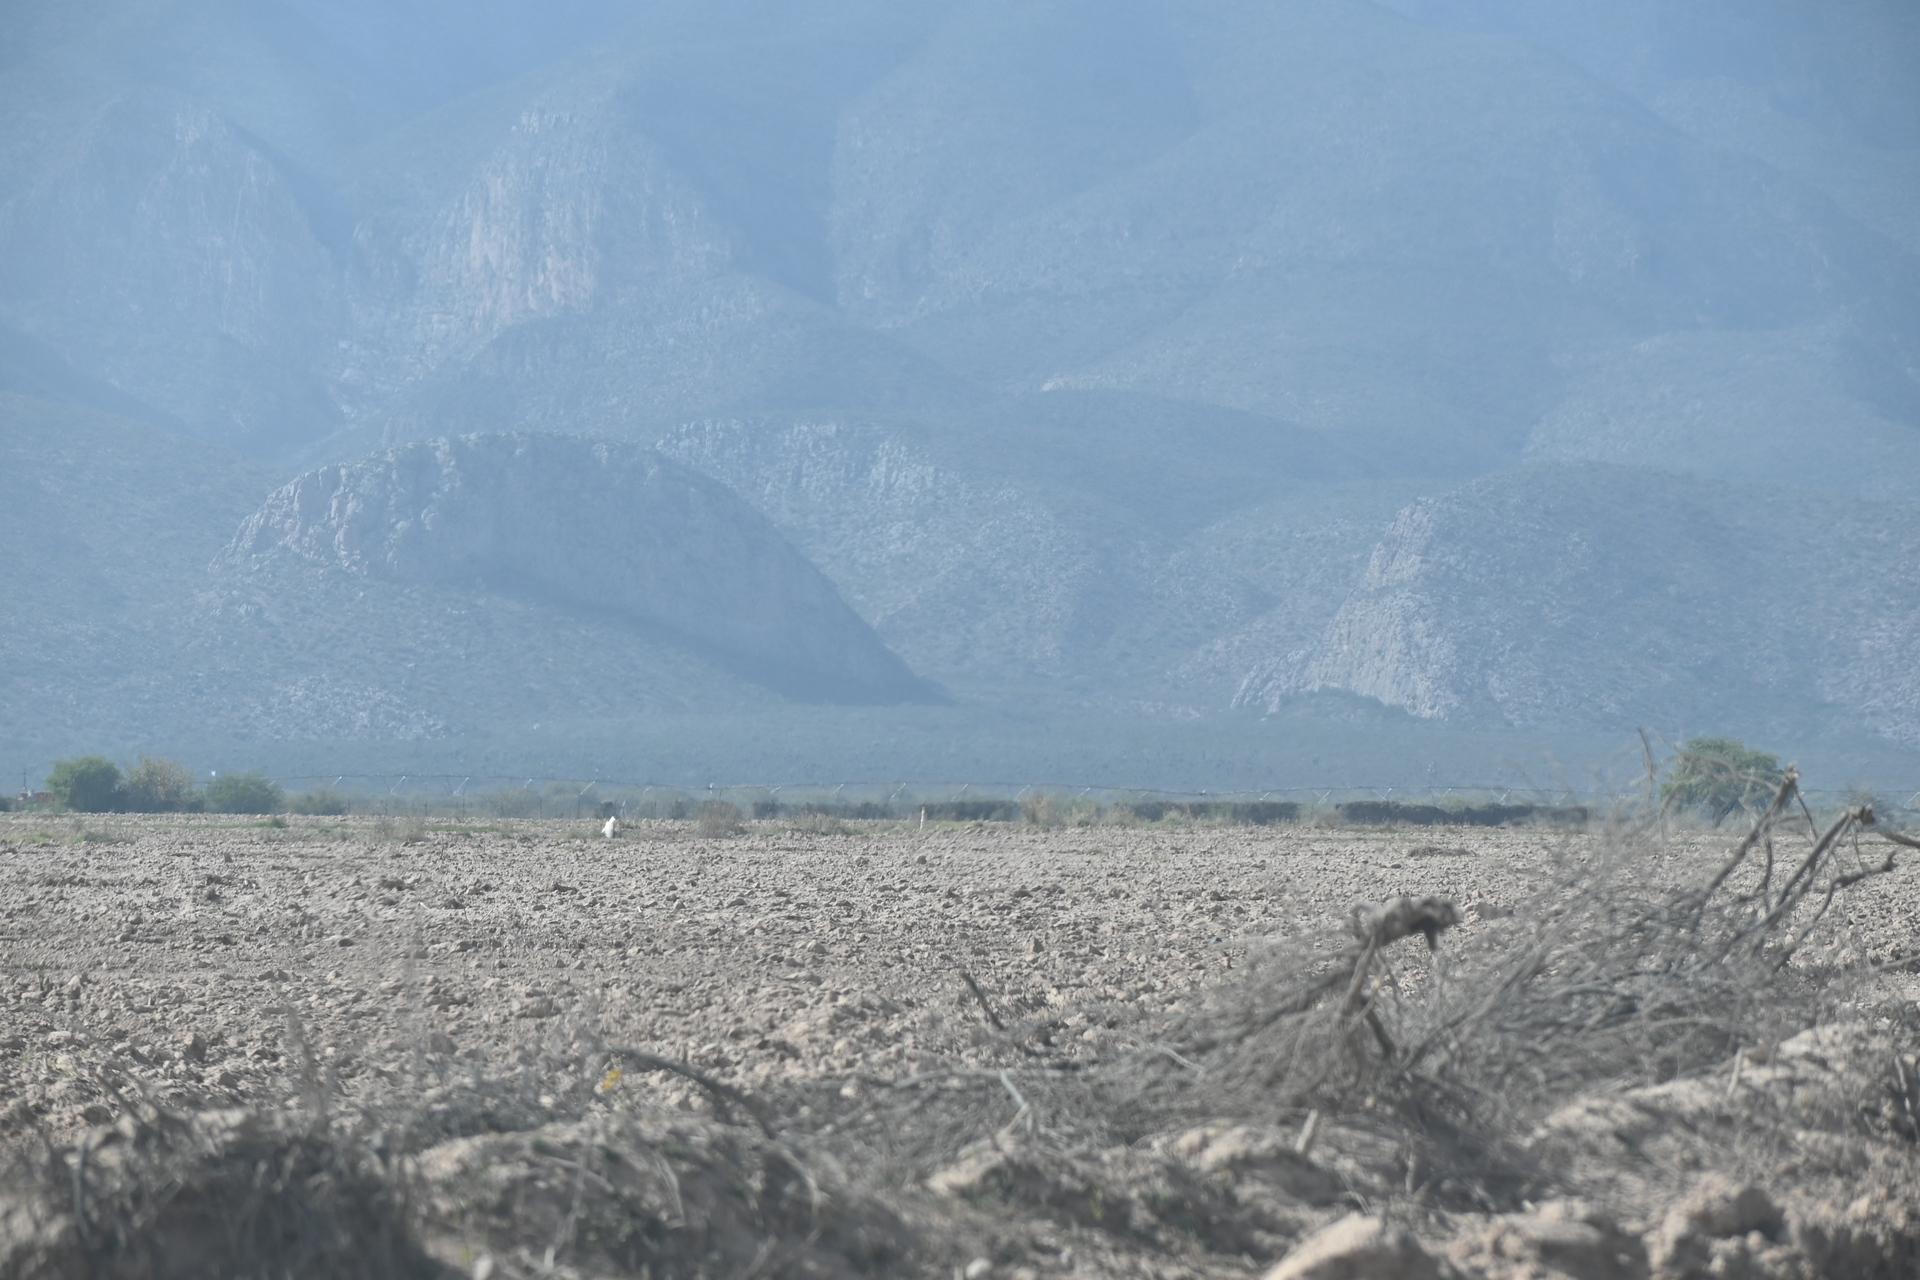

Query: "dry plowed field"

xmin=3 ymin=812 xmax=1919 ymax=1279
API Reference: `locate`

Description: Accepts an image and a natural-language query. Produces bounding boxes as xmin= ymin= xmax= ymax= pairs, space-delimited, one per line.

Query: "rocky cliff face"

xmin=655 ymin=419 xmax=1103 ymax=682
xmin=653 ymin=418 xmax=1404 ymax=709
xmin=1237 ymin=463 xmax=1920 ymax=746
xmin=0 ymin=86 xmax=343 ymax=454
xmin=11 ymin=1 xmax=1914 ymax=483
xmin=222 ymin=433 xmax=934 ymax=704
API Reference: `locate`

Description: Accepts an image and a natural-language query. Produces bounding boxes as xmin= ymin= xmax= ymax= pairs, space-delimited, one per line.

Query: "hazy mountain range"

xmin=3 ymin=0 xmax=1917 ymax=790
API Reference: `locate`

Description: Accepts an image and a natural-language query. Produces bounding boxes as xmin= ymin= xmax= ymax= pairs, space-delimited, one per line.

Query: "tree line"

xmin=7 ymin=737 xmax=1801 ymax=822
xmin=25 ymin=755 xmax=288 ymax=815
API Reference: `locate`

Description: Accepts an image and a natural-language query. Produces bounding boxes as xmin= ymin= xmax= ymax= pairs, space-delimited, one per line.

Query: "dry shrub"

xmin=695 ymin=799 xmax=744 ymax=839
xmin=0 ymin=1106 xmax=431 ymax=1280
xmin=1098 ymin=772 xmax=1910 ymax=1208
xmin=0 ymin=1082 xmax=916 ymax=1280
xmin=791 ymin=809 xmax=850 ymax=836
xmin=809 ymin=770 xmax=1919 ymax=1227
xmin=411 ymin=1111 xmax=914 ymax=1278
xmin=1019 ymin=792 xmax=1101 ymax=828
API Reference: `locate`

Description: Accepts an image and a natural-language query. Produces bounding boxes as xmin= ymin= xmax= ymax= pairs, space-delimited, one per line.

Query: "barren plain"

xmin=3 ymin=811 xmax=1919 ymax=1279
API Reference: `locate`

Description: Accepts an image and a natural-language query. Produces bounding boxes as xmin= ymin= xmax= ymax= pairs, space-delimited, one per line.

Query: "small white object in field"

xmin=602 ymin=815 xmax=618 ymax=839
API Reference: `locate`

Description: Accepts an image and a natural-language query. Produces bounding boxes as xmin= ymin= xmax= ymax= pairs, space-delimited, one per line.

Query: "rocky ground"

xmin=3 ymin=810 xmax=1919 ymax=1279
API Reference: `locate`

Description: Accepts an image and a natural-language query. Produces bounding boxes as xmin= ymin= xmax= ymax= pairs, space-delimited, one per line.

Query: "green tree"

xmin=1661 ymin=737 xmax=1785 ymax=826
xmin=204 ymin=771 xmax=284 ymax=815
xmin=122 ymin=755 xmax=198 ymax=812
xmin=45 ymin=755 xmax=124 ymax=812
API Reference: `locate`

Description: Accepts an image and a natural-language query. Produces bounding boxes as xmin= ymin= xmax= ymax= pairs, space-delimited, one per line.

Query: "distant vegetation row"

xmin=739 ymin=795 xmax=1595 ymax=828
xmin=5 ymin=739 xmax=1809 ymax=828
xmin=8 ymin=755 xmax=308 ymax=816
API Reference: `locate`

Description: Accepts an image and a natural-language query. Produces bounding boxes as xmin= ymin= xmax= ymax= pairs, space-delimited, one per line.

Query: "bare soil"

xmin=3 ymin=813 xmax=1918 ymax=1279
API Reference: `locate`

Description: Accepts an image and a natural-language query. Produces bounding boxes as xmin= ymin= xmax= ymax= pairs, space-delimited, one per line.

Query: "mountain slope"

xmin=224 ymin=433 xmax=933 ymax=703
xmin=1237 ymin=463 xmax=1920 ymax=747
xmin=0 ymin=411 xmax=931 ymax=772
xmin=2 ymin=1 xmax=1917 ymax=782
xmin=0 ymin=392 xmax=287 ymax=756
xmin=7 ymin=0 xmax=1913 ymax=486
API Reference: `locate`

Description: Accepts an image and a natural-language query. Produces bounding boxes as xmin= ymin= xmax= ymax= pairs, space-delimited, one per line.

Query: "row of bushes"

xmin=34 ymin=755 xmax=298 ymax=815
xmin=735 ymin=794 xmax=1572 ymax=828
xmin=18 ymin=737 xmax=1791 ymax=826
xmin=1331 ymin=800 xmax=1590 ymax=827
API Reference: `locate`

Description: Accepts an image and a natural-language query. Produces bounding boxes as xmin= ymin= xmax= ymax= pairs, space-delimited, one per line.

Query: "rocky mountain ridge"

xmin=5 ymin=1 xmax=1913 ymax=479
xmin=1 ymin=1 xmax=1917 ymax=781
xmin=221 ymin=433 xmax=933 ymax=704
xmin=1238 ymin=464 xmax=1920 ymax=747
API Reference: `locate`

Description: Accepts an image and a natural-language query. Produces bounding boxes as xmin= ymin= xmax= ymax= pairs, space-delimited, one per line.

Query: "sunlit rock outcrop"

xmin=1238 ymin=463 xmax=1920 ymax=746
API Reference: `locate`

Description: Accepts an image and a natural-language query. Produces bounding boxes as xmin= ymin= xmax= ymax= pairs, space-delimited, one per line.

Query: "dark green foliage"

xmin=1333 ymin=801 xmax=1578 ymax=827
xmin=1129 ymin=800 xmax=1302 ymax=825
xmin=922 ymin=799 xmax=1023 ymax=822
xmin=288 ymin=787 xmax=350 ymax=816
xmin=1661 ymin=737 xmax=1785 ymax=825
xmin=760 ymin=799 xmax=891 ymax=820
xmin=45 ymin=754 xmax=123 ymax=812
xmin=205 ymin=771 xmax=285 ymax=815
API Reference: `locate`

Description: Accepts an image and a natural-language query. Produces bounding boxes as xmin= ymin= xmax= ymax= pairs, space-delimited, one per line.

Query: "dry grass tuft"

xmin=789 ymin=809 xmax=851 ymax=836
xmin=694 ymin=800 xmax=744 ymax=839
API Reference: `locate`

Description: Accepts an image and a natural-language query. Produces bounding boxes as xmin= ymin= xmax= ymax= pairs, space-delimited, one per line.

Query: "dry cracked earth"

xmin=4 ymin=811 xmax=1920 ymax=1279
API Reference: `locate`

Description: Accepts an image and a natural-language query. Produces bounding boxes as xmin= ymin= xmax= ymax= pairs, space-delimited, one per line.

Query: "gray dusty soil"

xmin=0 ymin=817 xmax=1679 ymax=1119
xmin=4 ymin=812 xmax=1919 ymax=1279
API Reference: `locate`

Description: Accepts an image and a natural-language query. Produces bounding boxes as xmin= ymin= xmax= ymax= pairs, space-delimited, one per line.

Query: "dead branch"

xmin=1350 ymin=895 xmax=1463 ymax=950
xmin=604 ymin=1047 xmax=776 ymax=1139
xmin=1703 ymin=768 xmax=1801 ymax=899
xmin=960 ymin=970 xmax=1006 ymax=1031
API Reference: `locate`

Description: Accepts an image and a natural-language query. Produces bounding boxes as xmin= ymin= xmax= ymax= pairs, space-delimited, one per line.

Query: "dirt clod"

xmin=1262 ymin=1214 xmax=1441 ymax=1280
